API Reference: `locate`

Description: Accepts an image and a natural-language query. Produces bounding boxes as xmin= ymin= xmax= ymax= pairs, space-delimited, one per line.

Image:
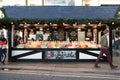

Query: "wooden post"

xmin=11 ymin=23 xmax=14 ymax=47
xmin=93 ymin=28 xmax=97 ymax=43
xmin=24 ymin=24 xmax=27 ymax=43
xmin=109 ymin=24 xmax=113 ymax=61
xmin=25 ymin=0 xmax=28 ymax=6
xmin=42 ymin=0 xmax=44 ymax=6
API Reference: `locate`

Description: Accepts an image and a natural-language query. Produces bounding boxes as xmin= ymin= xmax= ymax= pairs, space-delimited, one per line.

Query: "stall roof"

xmin=3 ymin=6 xmax=118 ymax=19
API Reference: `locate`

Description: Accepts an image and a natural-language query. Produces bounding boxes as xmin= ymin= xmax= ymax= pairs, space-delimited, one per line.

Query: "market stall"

xmin=9 ymin=22 xmax=109 ymax=62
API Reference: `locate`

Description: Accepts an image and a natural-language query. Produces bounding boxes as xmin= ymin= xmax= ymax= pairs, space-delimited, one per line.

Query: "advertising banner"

xmin=45 ymin=50 xmax=76 ymax=59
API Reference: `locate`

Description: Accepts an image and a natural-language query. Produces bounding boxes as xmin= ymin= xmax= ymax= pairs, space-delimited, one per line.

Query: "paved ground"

xmin=0 ymin=56 xmax=120 ymax=72
xmin=1 ymin=49 xmax=119 ymax=72
xmin=0 ymin=56 xmax=120 ymax=80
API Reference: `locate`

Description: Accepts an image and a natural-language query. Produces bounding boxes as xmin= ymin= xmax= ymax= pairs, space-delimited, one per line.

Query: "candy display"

xmin=16 ymin=41 xmax=99 ymax=48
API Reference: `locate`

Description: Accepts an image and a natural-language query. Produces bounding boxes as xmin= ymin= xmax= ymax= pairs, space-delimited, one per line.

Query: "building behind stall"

xmin=0 ymin=0 xmax=120 ymax=7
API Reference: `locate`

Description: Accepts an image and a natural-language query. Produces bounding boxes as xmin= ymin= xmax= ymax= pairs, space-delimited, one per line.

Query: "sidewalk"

xmin=0 ymin=55 xmax=119 ymax=73
xmin=0 ymin=55 xmax=120 ymax=80
xmin=0 ymin=57 xmax=119 ymax=73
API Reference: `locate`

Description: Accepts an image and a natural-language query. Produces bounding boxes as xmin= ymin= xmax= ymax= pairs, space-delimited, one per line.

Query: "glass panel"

xmin=112 ymin=27 xmax=120 ymax=50
xmin=27 ymin=0 xmax=42 ymax=6
xmin=112 ymin=27 xmax=120 ymax=56
xmin=0 ymin=28 xmax=7 ymax=48
xmin=2 ymin=0 xmax=25 ymax=6
xmin=44 ymin=0 xmax=77 ymax=6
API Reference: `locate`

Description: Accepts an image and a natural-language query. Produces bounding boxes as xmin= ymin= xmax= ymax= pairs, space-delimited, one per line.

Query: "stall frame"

xmin=7 ymin=23 xmax=113 ymax=62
